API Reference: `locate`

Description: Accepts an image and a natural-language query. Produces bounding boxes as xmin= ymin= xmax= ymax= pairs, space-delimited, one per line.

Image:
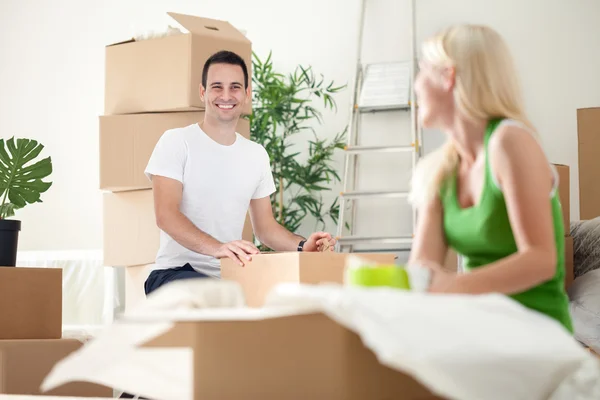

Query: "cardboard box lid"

xmin=167 ymin=12 xmax=250 ymax=44
xmin=107 ymin=12 xmax=250 ymax=47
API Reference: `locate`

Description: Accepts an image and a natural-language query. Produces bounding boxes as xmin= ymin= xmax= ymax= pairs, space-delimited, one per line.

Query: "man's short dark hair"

xmin=202 ymin=50 xmax=249 ymax=89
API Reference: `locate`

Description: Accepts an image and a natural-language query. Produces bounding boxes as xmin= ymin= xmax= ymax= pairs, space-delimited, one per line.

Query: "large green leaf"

xmin=0 ymin=137 xmax=53 ymax=219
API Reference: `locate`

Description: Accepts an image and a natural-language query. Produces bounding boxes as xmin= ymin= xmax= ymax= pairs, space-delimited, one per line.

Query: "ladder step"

xmin=341 ymin=190 xmax=409 ymax=199
xmin=337 ymin=235 xmax=413 ymax=245
xmin=358 ymin=104 xmax=411 ymax=113
xmin=344 ymin=145 xmax=413 ymax=154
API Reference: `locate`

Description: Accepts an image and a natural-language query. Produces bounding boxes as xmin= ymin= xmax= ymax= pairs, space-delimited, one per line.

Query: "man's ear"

xmin=245 ymin=83 xmax=252 ymax=105
xmin=199 ymin=84 xmax=206 ymax=102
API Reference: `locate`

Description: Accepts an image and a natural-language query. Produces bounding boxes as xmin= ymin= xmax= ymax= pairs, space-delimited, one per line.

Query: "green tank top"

xmin=441 ymin=118 xmax=573 ymax=333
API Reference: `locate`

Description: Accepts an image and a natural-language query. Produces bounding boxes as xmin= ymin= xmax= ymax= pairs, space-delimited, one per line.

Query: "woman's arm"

xmin=409 ymin=194 xmax=449 ymax=268
xmin=435 ymin=125 xmax=557 ymax=294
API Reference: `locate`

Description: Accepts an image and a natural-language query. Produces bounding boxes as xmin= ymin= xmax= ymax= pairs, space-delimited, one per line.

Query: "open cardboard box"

xmin=221 ymin=252 xmax=396 ymax=307
xmin=104 ymin=12 xmax=252 ymax=115
xmin=142 ymin=312 xmax=442 ymax=400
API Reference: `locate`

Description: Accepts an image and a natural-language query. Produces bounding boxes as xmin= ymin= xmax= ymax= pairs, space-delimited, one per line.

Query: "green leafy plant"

xmin=0 ymin=137 xmax=53 ymax=219
xmin=249 ymin=52 xmax=347 ymax=249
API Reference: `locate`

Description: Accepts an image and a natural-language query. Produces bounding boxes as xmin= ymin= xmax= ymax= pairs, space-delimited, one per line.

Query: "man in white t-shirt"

xmin=142 ymin=50 xmax=336 ymax=295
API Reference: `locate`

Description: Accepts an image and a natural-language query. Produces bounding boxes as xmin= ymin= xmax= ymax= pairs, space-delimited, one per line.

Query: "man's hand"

xmin=303 ymin=232 xmax=336 ymax=252
xmin=213 ymin=240 xmax=260 ymax=266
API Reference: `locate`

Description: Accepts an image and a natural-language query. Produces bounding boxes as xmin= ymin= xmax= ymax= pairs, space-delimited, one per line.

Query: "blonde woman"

xmin=408 ymin=24 xmax=573 ymax=332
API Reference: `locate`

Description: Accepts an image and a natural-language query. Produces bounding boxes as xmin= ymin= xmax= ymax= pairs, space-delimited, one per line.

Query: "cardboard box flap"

xmin=106 ymin=38 xmax=136 ymax=47
xmin=167 ymin=12 xmax=250 ymax=43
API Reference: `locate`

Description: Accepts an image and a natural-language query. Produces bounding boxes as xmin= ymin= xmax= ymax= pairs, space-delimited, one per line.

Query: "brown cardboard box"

xmin=0 ymin=339 xmax=112 ymax=397
xmin=553 ymin=163 xmax=570 ymax=232
xmin=103 ymin=189 xmax=158 ymax=267
xmin=143 ymin=313 xmax=441 ymax=399
xmin=104 ymin=190 xmax=254 ymax=267
xmin=124 ymin=264 xmax=152 ymax=312
xmin=99 ymin=112 xmax=251 ymax=191
xmin=564 ymin=235 xmax=574 ymax=290
xmin=221 ymin=252 xmax=396 ymax=307
xmin=104 ymin=12 xmax=252 ymax=115
xmin=0 ymin=267 xmax=61 ymax=340
xmin=576 ymin=108 xmax=600 ymax=219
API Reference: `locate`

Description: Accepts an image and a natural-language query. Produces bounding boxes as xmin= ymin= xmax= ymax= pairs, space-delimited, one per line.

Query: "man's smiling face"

xmin=200 ymin=63 xmax=249 ymax=123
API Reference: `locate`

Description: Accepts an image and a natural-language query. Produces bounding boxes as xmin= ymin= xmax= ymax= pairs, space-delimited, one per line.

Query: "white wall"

xmin=1 ymin=0 xmax=599 ymax=252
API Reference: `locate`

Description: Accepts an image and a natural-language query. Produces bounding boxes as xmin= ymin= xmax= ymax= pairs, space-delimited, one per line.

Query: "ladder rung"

xmin=344 ymin=145 xmax=413 ymax=154
xmin=337 ymin=235 xmax=413 ymax=245
xmin=341 ymin=190 xmax=408 ymax=199
xmin=358 ymin=104 xmax=411 ymax=113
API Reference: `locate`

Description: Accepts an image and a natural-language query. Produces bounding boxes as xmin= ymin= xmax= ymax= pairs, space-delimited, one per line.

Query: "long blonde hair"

xmin=408 ymin=24 xmax=535 ymax=207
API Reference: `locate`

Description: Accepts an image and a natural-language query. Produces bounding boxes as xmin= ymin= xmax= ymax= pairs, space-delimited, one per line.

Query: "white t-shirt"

xmin=144 ymin=123 xmax=276 ymax=277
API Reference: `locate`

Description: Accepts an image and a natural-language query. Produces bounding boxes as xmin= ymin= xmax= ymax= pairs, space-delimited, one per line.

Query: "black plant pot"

xmin=0 ymin=219 xmax=21 ymax=267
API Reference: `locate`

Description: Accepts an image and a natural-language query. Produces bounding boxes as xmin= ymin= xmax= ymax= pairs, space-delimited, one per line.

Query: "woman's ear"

xmin=441 ymin=66 xmax=456 ymax=92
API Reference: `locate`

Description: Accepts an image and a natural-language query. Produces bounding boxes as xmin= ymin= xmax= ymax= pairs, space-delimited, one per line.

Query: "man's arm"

xmin=249 ymin=196 xmax=334 ymax=252
xmin=152 ymin=175 xmax=258 ymax=265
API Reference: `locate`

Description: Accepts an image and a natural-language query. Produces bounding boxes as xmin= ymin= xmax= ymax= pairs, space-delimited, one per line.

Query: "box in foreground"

xmin=0 ymin=267 xmax=61 ymax=340
xmin=144 ymin=313 xmax=441 ymax=400
xmin=0 ymin=338 xmax=112 ymax=397
xmin=221 ymin=252 xmax=396 ymax=307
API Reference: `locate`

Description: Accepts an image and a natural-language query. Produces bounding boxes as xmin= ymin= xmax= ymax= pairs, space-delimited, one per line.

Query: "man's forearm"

xmin=157 ymin=209 xmax=222 ymax=257
xmin=258 ymin=221 xmax=304 ymax=252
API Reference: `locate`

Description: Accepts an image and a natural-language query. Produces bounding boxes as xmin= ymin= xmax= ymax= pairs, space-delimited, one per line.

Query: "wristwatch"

xmin=297 ymin=239 xmax=306 ymax=252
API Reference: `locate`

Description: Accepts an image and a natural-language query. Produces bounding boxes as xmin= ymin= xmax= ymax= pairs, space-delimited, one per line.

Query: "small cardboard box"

xmin=576 ymin=108 xmax=600 ymax=219
xmin=104 ymin=12 xmax=252 ymax=115
xmin=99 ymin=112 xmax=250 ymax=191
xmin=143 ymin=313 xmax=440 ymax=399
xmin=104 ymin=190 xmax=254 ymax=267
xmin=553 ymin=163 xmax=570 ymax=233
xmin=221 ymin=252 xmax=396 ymax=307
xmin=0 ymin=267 xmax=61 ymax=340
xmin=564 ymin=235 xmax=574 ymax=290
xmin=0 ymin=338 xmax=112 ymax=397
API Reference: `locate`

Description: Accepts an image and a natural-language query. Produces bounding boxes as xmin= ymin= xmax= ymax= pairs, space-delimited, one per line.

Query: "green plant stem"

xmin=278 ymin=176 xmax=284 ymax=223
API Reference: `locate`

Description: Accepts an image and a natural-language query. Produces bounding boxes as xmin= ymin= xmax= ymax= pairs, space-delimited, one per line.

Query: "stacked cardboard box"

xmin=0 ymin=267 xmax=111 ymax=396
xmin=572 ymin=107 xmax=600 ymax=288
xmin=99 ymin=12 xmax=254 ymax=309
xmin=553 ymin=164 xmax=574 ymax=289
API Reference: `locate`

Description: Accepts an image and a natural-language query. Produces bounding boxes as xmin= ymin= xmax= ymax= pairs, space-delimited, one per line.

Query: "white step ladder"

xmin=336 ymin=0 xmax=422 ymax=252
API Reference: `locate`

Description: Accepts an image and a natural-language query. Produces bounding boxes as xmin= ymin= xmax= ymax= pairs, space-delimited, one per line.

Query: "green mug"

xmin=346 ymin=264 xmax=411 ymax=290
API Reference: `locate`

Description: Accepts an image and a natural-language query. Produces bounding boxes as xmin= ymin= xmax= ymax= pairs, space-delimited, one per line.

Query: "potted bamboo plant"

xmin=249 ymin=52 xmax=347 ymax=250
xmin=0 ymin=137 xmax=53 ymax=266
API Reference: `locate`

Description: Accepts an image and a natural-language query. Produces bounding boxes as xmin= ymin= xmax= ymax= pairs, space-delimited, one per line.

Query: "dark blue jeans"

xmin=144 ymin=263 xmax=211 ymax=296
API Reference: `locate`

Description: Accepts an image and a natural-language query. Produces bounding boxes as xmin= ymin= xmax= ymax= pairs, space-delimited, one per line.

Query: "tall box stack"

xmin=0 ymin=267 xmax=112 ymax=396
xmin=100 ymin=13 xmax=254 ymax=308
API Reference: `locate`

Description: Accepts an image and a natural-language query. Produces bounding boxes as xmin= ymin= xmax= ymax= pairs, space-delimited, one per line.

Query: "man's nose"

xmin=221 ymin=87 xmax=234 ymax=101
